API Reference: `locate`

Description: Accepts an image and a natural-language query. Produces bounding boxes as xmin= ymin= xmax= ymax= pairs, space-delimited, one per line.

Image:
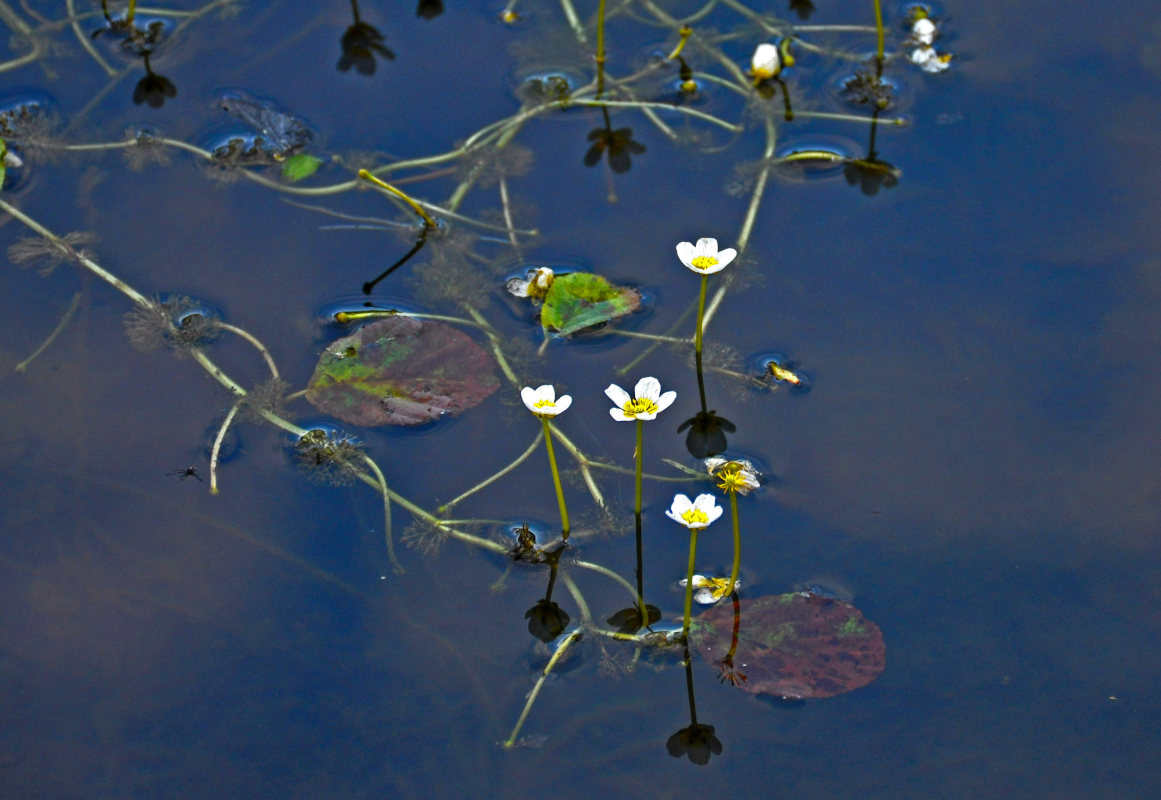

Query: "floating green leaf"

xmin=539 ymin=272 xmax=641 ymax=336
xmin=281 ymin=153 xmax=323 ymax=182
xmin=690 ymin=592 xmax=885 ymax=699
xmin=305 ymin=316 xmax=500 ymax=426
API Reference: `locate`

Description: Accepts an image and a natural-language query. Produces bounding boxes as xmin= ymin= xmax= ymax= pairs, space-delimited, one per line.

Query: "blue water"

xmin=3 ymin=0 xmax=1161 ymax=797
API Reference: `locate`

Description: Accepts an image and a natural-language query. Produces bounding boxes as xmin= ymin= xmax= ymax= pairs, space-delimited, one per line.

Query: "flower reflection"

xmin=584 ymin=124 xmax=645 ymax=174
xmin=678 ymin=409 xmax=736 ymax=458
xmin=666 ymin=723 xmax=723 ymax=765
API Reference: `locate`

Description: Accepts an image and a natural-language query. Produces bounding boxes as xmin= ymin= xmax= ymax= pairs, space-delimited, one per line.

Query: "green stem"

xmin=726 ymin=491 xmax=741 ymax=596
xmin=541 ymin=417 xmax=570 ymax=541
xmin=681 ymin=528 xmax=700 ymax=639
xmin=634 ymin=419 xmax=644 ymax=516
xmin=873 ymin=0 xmax=884 ymax=62
xmin=694 ymin=274 xmax=708 ymax=356
xmin=502 ymin=628 xmax=582 ymax=748
xmin=595 ymin=0 xmax=607 ymax=96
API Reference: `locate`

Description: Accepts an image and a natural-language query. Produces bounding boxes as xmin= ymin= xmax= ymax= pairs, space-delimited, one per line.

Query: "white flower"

xmin=666 ymin=493 xmax=723 ymax=529
xmin=680 ymin=574 xmax=742 ymax=604
xmin=704 ymin=457 xmax=761 ymax=495
xmin=675 ymin=237 xmax=737 ymax=275
xmin=506 ymin=267 xmax=555 ymax=300
xmin=605 ymin=377 xmax=677 ymax=422
xmin=911 ymin=17 xmax=937 ymax=47
xmin=521 ymin=384 xmax=572 ymax=417
xmin=750 ymin=43 xmax=781 ymax=81
xmin=910 ymin=45 xmax=952 ymax=74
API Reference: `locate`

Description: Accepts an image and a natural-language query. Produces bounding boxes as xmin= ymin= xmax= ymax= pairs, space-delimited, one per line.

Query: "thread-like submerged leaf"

xmin=539 ymin=272 xmax=641 ymax=335
xmin=690 ymin=592 xmax=885 ymax=699
xmin=305 ymin=317 xmax=499 ymax=426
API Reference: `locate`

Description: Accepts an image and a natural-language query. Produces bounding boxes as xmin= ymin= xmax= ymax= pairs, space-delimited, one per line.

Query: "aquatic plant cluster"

xmin=1 ymin=0 xmax=946 ymax=764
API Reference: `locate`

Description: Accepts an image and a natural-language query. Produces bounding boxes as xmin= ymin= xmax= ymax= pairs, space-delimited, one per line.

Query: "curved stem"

xmin=219 ymin=322 xmax=279 ymax=379
xmin=438 ymin=430 xmax=542 ymax=513
xmin=502 ymin=627 xmax=582 ymax=748
xmin=209 ymin=401 xmax=241 ymax=495
xmin=15 ymin=292 xmax=81 ymax=372
xmin=360 ymin=453 xmax=402 ymax=574
xmin=358 ymin=169 xmax=436 ymax=228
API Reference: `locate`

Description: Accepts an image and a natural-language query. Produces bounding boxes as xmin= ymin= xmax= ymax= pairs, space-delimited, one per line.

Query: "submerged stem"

xmin=502 ymin=627 xmax=582 ymax=748
xmin=209 ymin=401 xmax=241 ymax=495
xmin=360 ymin=454 xmax=402 ymax=575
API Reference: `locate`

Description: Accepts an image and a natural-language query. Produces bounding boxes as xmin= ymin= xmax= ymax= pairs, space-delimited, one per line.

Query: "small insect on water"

xmin=166 ymin=466 xmax=202 ymax=482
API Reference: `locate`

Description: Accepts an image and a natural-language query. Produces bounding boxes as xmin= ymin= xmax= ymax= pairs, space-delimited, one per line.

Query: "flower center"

xmin=690 ymin=255 xmax=719 ymax=270
xmin=534 ymin=399 xmax=555 ymax=409
xmin=681 ymin=508 xmax=709 ymax=525
xmin=622 ymin=397 xmax=659 ymax=417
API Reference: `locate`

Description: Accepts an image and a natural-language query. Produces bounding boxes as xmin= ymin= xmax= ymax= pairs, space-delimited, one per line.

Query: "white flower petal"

xmin=520 ymin=386 xmax=540 ymax=411
xmin=666 ymin=493 xmax=695 ymax=524
xmin=654 ymin=390 xmax=677 ymax=414
xmin=553 ymin=394 xmax=572 ymax=414
xmin=605 ymin=383 xmax=631 ymax=407
xmin=675 ymin=241 xmax=697 ymax=268
xmin=634 ymin=376 xmax=661 ymax=402
xmin=609 ymin=408 xmax=633 ymax=421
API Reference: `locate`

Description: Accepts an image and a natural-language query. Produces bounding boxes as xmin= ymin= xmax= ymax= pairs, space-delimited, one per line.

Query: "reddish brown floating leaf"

xmin=305 ymin=316 xmax=499 ymax=426
xmin=690 ymin=592 xmax=885 ymax=699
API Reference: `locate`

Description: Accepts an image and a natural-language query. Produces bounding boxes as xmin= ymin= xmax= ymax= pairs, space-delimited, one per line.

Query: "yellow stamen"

xmin=681 ymin=508 xmax=709 ymax=525
xmin=690 ymin=255 xmax=719 ymax=270
xmin=622 ymin=398 xmax=659 ymax=417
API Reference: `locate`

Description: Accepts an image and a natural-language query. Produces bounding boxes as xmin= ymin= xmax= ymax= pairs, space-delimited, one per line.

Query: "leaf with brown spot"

xmin=305 ymin=316 xmax=499 ymax=426
xmin=690 ymin=592 xmax=885 ymax=699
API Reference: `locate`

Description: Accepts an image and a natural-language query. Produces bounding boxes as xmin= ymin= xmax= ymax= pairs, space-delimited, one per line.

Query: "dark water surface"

xmin=3 ymin=0 xmax=1161 ymax=797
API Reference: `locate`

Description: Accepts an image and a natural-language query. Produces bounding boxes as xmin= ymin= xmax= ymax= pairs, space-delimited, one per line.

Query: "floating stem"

xmin=358 ymin=169 xmax=436 ymax=228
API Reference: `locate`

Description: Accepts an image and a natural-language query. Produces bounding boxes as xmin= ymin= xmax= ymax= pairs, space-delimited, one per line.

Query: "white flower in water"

xmin=750 ymin=42 xmax=781 ymax=81
xmin=521 ymin=384 xmax=572 ymax=417
xmin=680 ymin=574 xmax=741 ymax=604
xmin=911 ymin=17 xmax=937 ymax=47
xmin=704 ymin=457 xmax=762 ymax=495
xmin=675 ymin=237 xmax=737 ymax=275
xmin=910 ymin=45 xmax=953 ymax=74
xmin=605 ymin=377 xmax=677 ymax=422
xmin=666 ymin=493 xmax=723 ymax=529
xmin=506 ymin=266 xmax=555 ymax=300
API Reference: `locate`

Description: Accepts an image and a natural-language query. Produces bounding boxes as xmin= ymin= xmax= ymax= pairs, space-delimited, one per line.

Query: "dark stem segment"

xmin=682 ymin=642 xmax=699 ymax=726
xmin=634 ymin=509 xmax=646 ymax=627
xmin=362 ymin=230 xmax=428 ymax=294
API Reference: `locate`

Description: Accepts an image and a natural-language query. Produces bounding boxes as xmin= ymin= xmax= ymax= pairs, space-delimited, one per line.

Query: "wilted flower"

xmin=506 ymin=266 xmax=555 ymax=300
xmin=908 ymin=14 xmax=952 ymax=73
xmin=680 ymin=574 xmax=741 ymax=604
xmin=911 ymin=17 xmax=937 ymax=46
xmin=676 ymin=237 xmax=736 ymax=274
xmin=521 ymin=384 xmax=572 ymax=417
xmin=910 ymin=45 xmax=952 ymax=73
xmin=666 ymin=493 xmax=723 ymax=529
xmin=605 ymin=377 xmax=676 ymax=422
xmin=705 ymin=458 xmax=761 ymax=495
